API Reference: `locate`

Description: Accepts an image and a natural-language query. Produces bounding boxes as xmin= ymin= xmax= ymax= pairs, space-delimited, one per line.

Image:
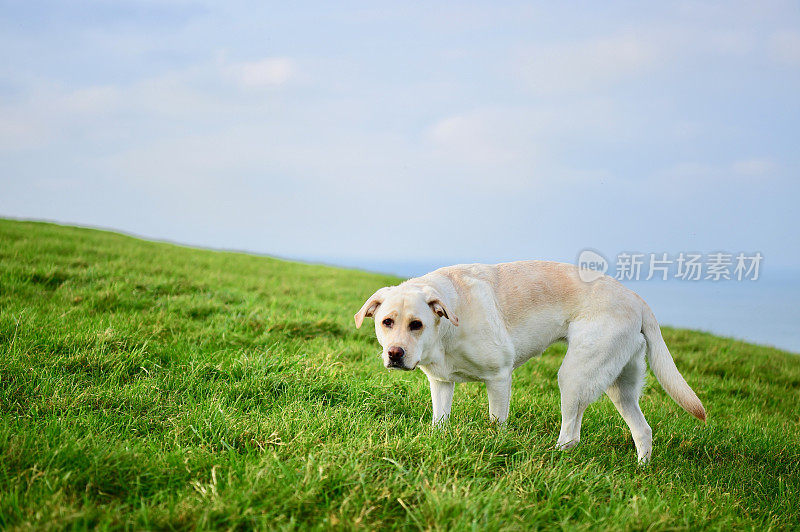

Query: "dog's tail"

xmin=641 ymin=304 xmax=706 ymax=421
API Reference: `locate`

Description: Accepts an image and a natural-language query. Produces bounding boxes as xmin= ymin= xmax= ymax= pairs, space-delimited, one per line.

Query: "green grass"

xmin=1 ymin=219 xmax=798 ymax=530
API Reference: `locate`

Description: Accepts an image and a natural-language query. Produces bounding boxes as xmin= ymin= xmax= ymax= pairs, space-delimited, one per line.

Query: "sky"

xmin=2 ymin=1 xmax=799 ymax=274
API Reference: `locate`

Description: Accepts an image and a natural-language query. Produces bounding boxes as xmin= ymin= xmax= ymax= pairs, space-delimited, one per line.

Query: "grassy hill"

xmin=1 ymin=219 xmax=798 ymax=530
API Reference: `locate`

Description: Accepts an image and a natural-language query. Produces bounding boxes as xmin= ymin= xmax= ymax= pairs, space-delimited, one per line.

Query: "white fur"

xmin=354 ymin=261 xmax=706 ymax=463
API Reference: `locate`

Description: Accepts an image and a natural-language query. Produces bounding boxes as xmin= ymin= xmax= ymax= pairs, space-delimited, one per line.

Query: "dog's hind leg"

xmin=605 ymin=345 xmax=652 ymax=463
xmin=556 ymin=320 xmax=639 ymax=451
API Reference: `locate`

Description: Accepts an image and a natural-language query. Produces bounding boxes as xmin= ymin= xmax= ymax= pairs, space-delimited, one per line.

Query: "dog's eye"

xmin=382 ymin=318 xmax=394 ymax=328
xmin=409 ymin=320 xmax=423 ymax=331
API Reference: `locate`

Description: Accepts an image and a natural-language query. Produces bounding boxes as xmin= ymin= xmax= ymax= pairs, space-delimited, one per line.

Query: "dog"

xmin=354 ymin=261 xmax=705 ymax=462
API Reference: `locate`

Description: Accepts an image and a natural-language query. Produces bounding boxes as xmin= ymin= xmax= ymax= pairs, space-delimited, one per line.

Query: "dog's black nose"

xmin=387 ymin=346 xmax=405 ymax=361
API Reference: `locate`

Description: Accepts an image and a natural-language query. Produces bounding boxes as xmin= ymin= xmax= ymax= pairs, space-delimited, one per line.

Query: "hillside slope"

xmin=1 ymin=219 xmax=798 ymax=530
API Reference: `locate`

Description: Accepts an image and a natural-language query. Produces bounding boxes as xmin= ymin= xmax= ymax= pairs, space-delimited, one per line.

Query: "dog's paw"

xmin=555 ymin=438 xmax=580 ymax=451
xmin=431 ymin=420 xmax=450 ymax=431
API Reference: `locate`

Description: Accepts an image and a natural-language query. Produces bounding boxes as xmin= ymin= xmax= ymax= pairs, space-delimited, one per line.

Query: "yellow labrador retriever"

xmin=354 ymin=261 xmax=705 ymax=462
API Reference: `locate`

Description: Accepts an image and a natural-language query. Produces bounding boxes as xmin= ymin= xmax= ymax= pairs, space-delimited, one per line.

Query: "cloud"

xmin=768 ymin=30 xmax=800 ymax=66
xmin=0 ymin=84 xmax=123 ymax=151
xmin=513 ymin=22 xmax=771 ymax=96
xmin=653 ymin=158 xmax=778 ymax=188
xmin=0 ymin=110 xmax=44 ymax=151
xmin=427 ymin=110 xmax=523 ymax=166
xmin=517 ymin=35 xmax=657 ymax=94
xmin=0 ymin=54 xmax=301 ymax=153
xmin=227 ymin=57 xmax=296 ymax=89
xmin=424 ymin=98 xmax=642 ymax=186
xmin=731 ymin=158 xmax=777 ymax=177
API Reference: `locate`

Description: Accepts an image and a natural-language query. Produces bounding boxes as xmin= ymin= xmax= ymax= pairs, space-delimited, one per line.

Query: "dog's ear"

xmin=428 ymin=297 xmax=458 ymax=326
xmin=354 ymin=287 xmax=391 ymax=328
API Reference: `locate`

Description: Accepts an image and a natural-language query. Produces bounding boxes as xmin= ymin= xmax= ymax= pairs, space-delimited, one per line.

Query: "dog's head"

xmin=354 ymin=284 xmax=458 ymax=371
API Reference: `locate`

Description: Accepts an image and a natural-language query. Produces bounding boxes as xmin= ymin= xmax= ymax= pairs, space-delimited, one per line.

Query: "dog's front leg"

xmin=428 ymin=377 xmax=455 ymax=426
xmin=486 ymin=376 xmax=512 ymax=425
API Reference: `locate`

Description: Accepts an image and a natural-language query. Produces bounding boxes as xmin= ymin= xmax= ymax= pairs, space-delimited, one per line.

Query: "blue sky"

xmin=2 ymin=1 xmax=799 ymax=272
